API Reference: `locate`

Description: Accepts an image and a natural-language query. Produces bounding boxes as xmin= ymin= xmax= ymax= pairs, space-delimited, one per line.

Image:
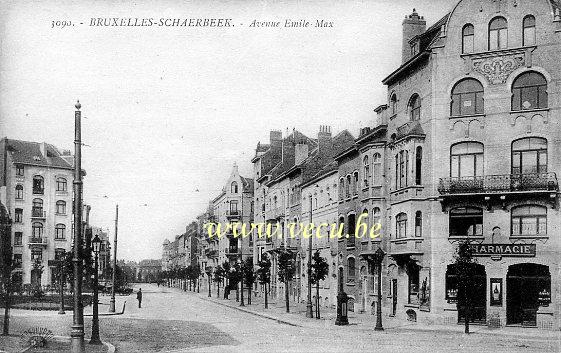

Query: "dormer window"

xmin=489 ymin=17 xmax=508 ymax=50
xmin=15 ymin=165 xmax=24 ymax=176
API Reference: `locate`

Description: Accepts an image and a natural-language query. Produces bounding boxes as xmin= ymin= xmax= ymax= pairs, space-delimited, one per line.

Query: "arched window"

xmin=15 ymin=185 xmax=23 ymax=200
xmin=523 ymin=15 xmax=536 ymax=46
xmin=396 ymin=150 xmax=409 ymax=188
xmin=462 ymin=24 xmax=474 ymax=53
xmin=415 ymin=147 xmax=422 ymax=185
xmin=372 ymin=153 xmax=382 ymax=185
xmin=339 ymin=178 xmax=345 ymax=199
xmin=363 ymin=156 xmax=370 ymax=188
xmin=347 ymin=214 xmax=356 ymax=247
xmin=33 ymin=175 xmax=44 ymax=194
xmin=512 ymin=137 xmax=547 ymax=174
xmin=55 ymin=224 xmax=66 ymax=239
xmin=450 ymin=142 xmax=484 ymax=178
xmin=353 ymin=172 xmax=359 ymax=195
xmin=56 ymin=200 xmax=66 ymax=215
xmin=231 ymin=181 xmax=238 ymax=194
xmin=489 ymin=17 xmax=508 ymax=50
xmin=451 ymin=78 xmax=484 ymax=116
xmin=390 ymin=94 xmax=398 ymax=115
xmin=415 ymin=211 xmax=422 ymax=237
xmin=511 ymin=72 xmax=547 ymax=111
xmin=362 ymin=208 xmax=369 ymax=228
xmin=347 ymin=257 xmax=356 ymax=278
xmin=56 ymin=177 xmax=67 ymax=192
xmin=372 ymin=207 xmax=381 ymax=226
xmin=346 ymin=175 xmax=351 ymax=198
xmin=32 ymin=222 xmax=44 ymax=238
xmin=449 ymin=207 xmax=483 ymax=237
xmin=32 ymin=198 xmax=43 ymax=217
xmin=511 ymin=205 xmax=547 ymax=237
xmin=396 ymin=213 xmax=407 ymax=239
xmin=409 ymin=94 xmax=421 ymax=121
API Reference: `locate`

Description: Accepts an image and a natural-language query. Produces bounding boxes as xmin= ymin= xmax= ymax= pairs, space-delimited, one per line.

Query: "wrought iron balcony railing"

xmin=438 ymin=173 xmax=558 ymax=195
xmin=28 ymin=237 xmax=48 ymax=246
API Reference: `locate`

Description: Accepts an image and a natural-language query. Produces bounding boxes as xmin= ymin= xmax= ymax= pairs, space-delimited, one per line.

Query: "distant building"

xmin=137 ymin=259 xmax=161 ymax=283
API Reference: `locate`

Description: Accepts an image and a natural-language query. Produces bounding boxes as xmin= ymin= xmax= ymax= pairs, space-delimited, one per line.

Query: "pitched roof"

xmin=241 ymin=177 xmax=254 ymax=192
xmin=3 ymin=138 xmax=73 ymax=170
xmin=394 ymin=120 xmax=425 ymax=141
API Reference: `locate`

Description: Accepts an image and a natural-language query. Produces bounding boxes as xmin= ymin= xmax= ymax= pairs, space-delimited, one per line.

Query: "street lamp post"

xmin=109 ymin=204 xmax=118 ymax=313
xmin=71 ymin=100 xmax=85 ymax=353
xmin=305 ymin=197 xmax=313 ymax=318
xmin=206 ymin=267 xmax=212 ymax=297
xmin=58 ymin=254 xmax=65 ymax=315
xmin=90 ymin=235 xmax=102 ymax=345
xmin=374 ymin=247 xmax=386 ymax=331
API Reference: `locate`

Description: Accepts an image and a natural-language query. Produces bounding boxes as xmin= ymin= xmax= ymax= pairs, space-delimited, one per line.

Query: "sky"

xmin=0 ymin=0 xmax=451 ymax=261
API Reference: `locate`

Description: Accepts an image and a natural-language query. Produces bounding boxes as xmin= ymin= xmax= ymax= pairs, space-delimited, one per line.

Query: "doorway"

xmin=31 ymin=269 xmax=42 ymax=288
xmin=506 ymin=263 xmax=551 ymax=326
xmin=391 ymin=279 xmax=398 ymax=316
xmin=451 ymin=263 xmax=486 ymax=324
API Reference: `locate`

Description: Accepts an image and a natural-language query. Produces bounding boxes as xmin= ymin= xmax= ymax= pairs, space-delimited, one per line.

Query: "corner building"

xmin=378 ymin=1 xmax=560 ymax=330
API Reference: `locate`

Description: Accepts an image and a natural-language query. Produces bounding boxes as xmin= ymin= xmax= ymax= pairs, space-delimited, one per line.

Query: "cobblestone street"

xmin=4 ymin=284 xmax=558 ymax=352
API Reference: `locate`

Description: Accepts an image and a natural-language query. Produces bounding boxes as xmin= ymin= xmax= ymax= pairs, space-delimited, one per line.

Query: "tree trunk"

xmin=285 ymin=281 xmax=290 ymax=313
xmin=240 ymin=277 xmax=245 ymax=306
xmin=3 ymin=281 xmax=10 ymax=335
xmin=217 ymin=282 xmax=220 ymax=298
xmin=264 ymin=283 xmax=268 ymax=309
xmin=316 ymin=282 xmax=320 ymax=319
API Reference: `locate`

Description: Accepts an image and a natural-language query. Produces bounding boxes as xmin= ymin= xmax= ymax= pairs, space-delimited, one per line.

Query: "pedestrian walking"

xmin=137 ymin=288 xmax=142 ymax=308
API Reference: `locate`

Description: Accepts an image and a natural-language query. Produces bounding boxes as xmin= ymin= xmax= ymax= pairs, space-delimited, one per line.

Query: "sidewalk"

xmin=169 ymin=285 xmax=560 ymax=339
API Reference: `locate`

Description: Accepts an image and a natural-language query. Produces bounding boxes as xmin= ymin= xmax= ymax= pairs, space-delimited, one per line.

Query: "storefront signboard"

xmin=470 ymin=244 xmax=536 ymax=257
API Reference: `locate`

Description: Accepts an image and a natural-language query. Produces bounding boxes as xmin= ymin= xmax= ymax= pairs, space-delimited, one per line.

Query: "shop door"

xmin=507 ymin=263 xmax=551 ymax=326
xmin=457 ymin=263 xmax=486 ymax=324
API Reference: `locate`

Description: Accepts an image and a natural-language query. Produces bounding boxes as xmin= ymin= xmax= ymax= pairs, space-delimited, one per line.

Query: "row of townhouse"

xmin=166 ymin=0 xmax=560 ymax=330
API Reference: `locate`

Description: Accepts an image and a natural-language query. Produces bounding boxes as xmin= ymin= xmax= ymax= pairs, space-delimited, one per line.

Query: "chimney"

xmin=402 ymin=9 xmax=426 ymax=63
xmin=317 ymin=125 xmax=333 ymax=156
xmin=39 ymin=142 xmax=47 ymax=157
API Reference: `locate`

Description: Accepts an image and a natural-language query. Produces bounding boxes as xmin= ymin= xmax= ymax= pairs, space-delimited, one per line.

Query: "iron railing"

xmin=438 ymin=173 xmax=558 ymax=195
xmin=28 ymin=237 xmax=47 ymax=246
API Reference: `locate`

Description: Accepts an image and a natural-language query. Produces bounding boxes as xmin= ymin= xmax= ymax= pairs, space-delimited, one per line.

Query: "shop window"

xmin=511 ymin=205 xmax=547 ymax=237
xmin=511 ymin=137 xmax=547 ymax=174
xmin=451 ymin=78 xmax=484 ymax=116
xmin=449 ymin=207 xmax=483 ymax=237
xmin=408 ymin=263 xmax=420 ymax=305
xmin=511 ymin=72 xmax=547 ymax=111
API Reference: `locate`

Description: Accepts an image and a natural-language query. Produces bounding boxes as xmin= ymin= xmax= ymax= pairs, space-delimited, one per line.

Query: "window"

xmin=339 ymin=178 xmax=345 ymax=199
xmin=14 ymin=232 xmax=22 ymax=245
xmin=415 ymin=147 xmax=422 ymax=185
xmin=55 ymin=248 xmax=66 ymax=260
xmin=410 ymin=41 xmax=419 ymax=56
xmin=523 ymin=15 xmax=536 ymax=46
xmin=489 ymin=17 xmax=508 ymax=50
xmin=409 ymin=94 xmax=421 ymax=121
xmin=396 ymin=150 xmax=409 ymax=188
xmin=462 ymin=24 xmax=474 ymax=53
xmin=347 ymin=214 xmax=356 ymax=247
xmin=31 ymin=248 xmax=42 ymax=262
xmin=450 ymin=142 xmax=484 ymax=178
xmin=13 ymin=254 xmax=22 ymax=267
xmin=231 ymin=181 xmax=238 ymax=194
xmin=415 ymin=211 xmax=422 ymax=237
xmin=511 ymin=72 xmax=547 ymax=111
xmin=449 ymin=207 xmax=483 ymax=237
xmin=55 ymin=224 xmax=66 ymax=239
xmin=32 ymin=198 xmax=44 ymax=217
xmin=32 ymin=222 xmax=44 ymax=238
xmin=390 ymin=94 xmax=397 ymax=115
xmin=363 ymin=156 xmax=370 ymax=188
xmin=346 ymin=175 xmax=351 ymax=198
xmin=56 ymin=200 xmax=66 ymax=215
xmin=56 ymin=177 xmax=67 ymax=192
xmin=451 ymin=78 xmax=484 ymax=116
xmin=408 ymin=263 xmax=420 ymax=304
xmin=14 ymin=209 xmax=23 ymax=223
xmin=396 ymin=213 xmax=407 ymax=239
xmin=347 ymin=257 xmax=356 ymax=279
xmin=32 ymin=175 xmax=44 ymax=194
xmin=353 ymin=172 xmax=359 ymax=195
xmin=15 ymin=165 xmax=24 ymax=176
xmin=511 ymin=205 xmax=546 ymax=237
xmin=15 ymin=185 xmax=23 ymax=200
xmin=372 ymin=153 xmax=382 ymax=185
xmin=372 ymin=207 xmax=381 ymax=227
xmin=512 ymin=137 xmax=547 ymax=174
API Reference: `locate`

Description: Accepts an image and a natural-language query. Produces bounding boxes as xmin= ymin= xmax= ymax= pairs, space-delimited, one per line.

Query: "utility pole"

xmin=109 ymin=204 xmax=118 ymax=313
xmin=305 ymin=196 xmax=313 ymax=318
xmin=71 ymin=100 xmax=85 ymax=353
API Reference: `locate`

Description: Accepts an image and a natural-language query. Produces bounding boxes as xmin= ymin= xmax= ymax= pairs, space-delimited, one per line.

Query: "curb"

xmin=200 ymin=296 xmax=303 ymax=327
xmin=52 ymin=335 xmax=116 ymax=353
xmin=84 ymin=301 xmax=126 ymax=317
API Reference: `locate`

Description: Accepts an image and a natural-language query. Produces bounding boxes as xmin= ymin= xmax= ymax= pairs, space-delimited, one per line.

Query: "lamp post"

xmin=373 ymin=247 xmax=386 ymax=331
xmin=71 ymin=100 xmax=85 ymax=353
xmin=58 ymin=252 xmax=65 ymax=315
xmin=205 ymin=267 xmax=212 ymax=297
xmin=109 ymin=204 xmax=118 ymax=313
xmin=90 ymin=235 xmax=102 ymax=345
xmin=305 ymin=196 xmax=313 ymax=318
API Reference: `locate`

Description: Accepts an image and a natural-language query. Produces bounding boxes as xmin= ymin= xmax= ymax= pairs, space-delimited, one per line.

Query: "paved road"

xmin=5 ymin=284 xmax=559 ymax=352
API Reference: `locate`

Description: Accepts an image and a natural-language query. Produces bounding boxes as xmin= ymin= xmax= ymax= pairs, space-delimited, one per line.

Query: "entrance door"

xmin=457 ymin=263 xmax=486 ymax=324
xmin=391 ymin=279 xmax=398 ymax=316
xmin=31 ymin=269 xmax=42 ymax=288
xmin=507 ymin=263 xmax=551 ymax=326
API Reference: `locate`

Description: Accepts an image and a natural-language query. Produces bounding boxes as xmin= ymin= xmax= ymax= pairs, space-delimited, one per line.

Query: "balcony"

xmin=388 ymin=237 xmax=423 ymax=258
xmin=28 ymin=237 xmax=48 ymax=247
xmin=31 ymin=208 xmax=46 ymax=219
xmin=438 ymin=173 xmax=558 ymax=195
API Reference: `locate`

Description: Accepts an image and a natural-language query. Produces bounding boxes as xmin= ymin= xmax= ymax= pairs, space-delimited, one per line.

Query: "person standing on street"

xmin=137 ymin=288 xmax=142 ymax=308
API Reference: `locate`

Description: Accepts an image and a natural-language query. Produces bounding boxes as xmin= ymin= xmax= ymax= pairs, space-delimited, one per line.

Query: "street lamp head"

xmin=75 ymin=100 xmax=81 ymax=110
xmin=92 ymin=234 xmax=101 ymax=254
